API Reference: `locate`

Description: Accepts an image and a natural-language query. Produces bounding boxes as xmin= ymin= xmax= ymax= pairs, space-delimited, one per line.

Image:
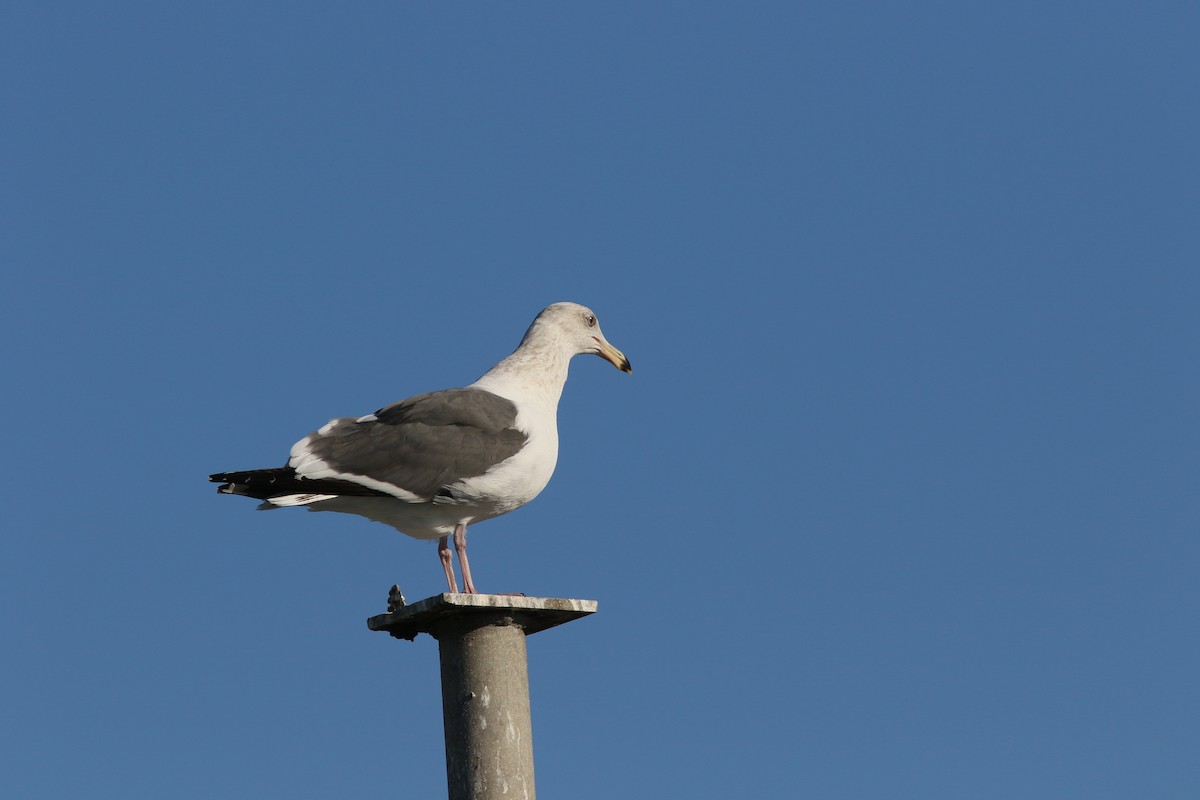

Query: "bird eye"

xmin=585 ymin=313 xmax=596 ymax=327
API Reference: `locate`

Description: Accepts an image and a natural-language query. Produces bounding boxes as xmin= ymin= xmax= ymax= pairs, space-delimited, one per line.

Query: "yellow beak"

xmin=595 ymin=338 xmax=632 ymax=374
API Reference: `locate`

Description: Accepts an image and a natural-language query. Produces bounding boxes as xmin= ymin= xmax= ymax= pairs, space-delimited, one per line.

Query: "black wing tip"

xmin=209 ymin=468 xmax=277 ymax=499
xmin=209 ymin=466 xmax=393 ymax=501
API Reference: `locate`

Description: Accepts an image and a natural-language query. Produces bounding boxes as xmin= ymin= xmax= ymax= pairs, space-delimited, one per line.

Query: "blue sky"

xmin=3 ymin=3 xmax=1198 ymax=798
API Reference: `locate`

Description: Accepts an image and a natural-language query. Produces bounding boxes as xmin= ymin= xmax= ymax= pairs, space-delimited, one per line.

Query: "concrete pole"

xmin=368 ymin=593 xmax=597 ymax=800
xmin=437 ymin=616 xmax=535 ymax=799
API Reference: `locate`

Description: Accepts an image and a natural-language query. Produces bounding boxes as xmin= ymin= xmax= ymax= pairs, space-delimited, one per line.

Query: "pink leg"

xmin=454 ymin=523 xmax=478 ymax=594
xmin=438 ymin=535 xmax=459 ymax=593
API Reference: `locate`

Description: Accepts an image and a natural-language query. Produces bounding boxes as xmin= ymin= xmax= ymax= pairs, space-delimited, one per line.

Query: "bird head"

xmin=535 ymin=302 xmax=632 ymax=374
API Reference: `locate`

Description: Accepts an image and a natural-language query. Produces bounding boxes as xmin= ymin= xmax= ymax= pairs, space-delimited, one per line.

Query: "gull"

xmin=210 ymin=302 xmax=631 ymax=593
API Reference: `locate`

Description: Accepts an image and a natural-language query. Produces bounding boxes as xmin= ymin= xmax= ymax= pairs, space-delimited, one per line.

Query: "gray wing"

xmin=294 ymin=387 xmax=528 ymax=499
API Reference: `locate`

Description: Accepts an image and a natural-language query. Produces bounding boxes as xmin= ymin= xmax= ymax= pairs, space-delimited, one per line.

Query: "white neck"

xmin=470 ymin=335 xmax=574 ymax=410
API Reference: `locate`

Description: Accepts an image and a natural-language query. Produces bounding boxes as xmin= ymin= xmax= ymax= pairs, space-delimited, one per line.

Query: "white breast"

xmin=450 ymin=401 xmax=559 ymax=517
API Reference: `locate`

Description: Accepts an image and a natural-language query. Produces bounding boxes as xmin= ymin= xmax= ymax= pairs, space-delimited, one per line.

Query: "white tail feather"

xmin=262 ymin=493 xmax=338 ymax=507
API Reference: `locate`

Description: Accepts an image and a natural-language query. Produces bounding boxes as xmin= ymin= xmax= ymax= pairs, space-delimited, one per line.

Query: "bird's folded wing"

xmin=289 ymin=387 xmax=530 ymax=500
